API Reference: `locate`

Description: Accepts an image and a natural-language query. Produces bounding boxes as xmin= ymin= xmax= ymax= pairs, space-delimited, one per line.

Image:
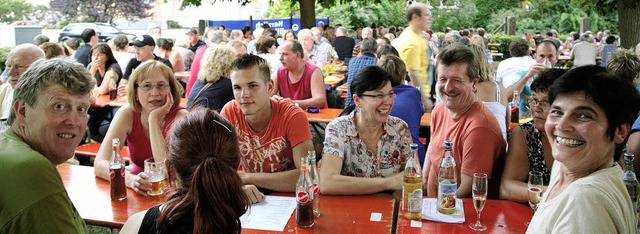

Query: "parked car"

xmin=58 ymin=23 xmax=135 ymax=42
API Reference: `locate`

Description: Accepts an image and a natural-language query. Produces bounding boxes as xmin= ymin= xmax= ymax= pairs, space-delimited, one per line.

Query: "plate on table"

xmin=324 ymin=76 xmax=343 ymax=84
xmin=334 ymin=66 xmax=348 ymax=72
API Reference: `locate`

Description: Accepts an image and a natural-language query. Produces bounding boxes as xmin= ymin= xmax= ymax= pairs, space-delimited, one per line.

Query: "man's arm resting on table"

xmin=239 ymin=140 xmax=313 ymax=192
xmin=319 ymin=154 xmax=402 ymax=195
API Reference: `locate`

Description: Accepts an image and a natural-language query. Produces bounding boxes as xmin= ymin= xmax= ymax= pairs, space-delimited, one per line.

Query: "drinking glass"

xmin=527 ymin=171 xmax=543 ymax=225
xmin=144 ymin=158 xmax=167 ymax=196
xmin=469 ymin=173 xmax=488 ymax=231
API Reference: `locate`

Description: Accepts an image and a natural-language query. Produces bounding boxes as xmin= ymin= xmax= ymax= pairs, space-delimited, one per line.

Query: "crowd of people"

xmin=2 ymin=1 xmax=640 ymax=233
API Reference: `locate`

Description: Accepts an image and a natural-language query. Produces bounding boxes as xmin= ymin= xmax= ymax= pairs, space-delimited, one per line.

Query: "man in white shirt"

xmin=571 ymin=33 xmax=598 ymax=67
xmin=496 ymin=38 xmax=535 ymax=92
xmin=0 ymin=44 xmax=45 ymax=125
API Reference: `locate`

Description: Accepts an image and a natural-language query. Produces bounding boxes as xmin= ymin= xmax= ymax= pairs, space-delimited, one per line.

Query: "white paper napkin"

xmin=421 ymin=198 xmax=465 ymax=223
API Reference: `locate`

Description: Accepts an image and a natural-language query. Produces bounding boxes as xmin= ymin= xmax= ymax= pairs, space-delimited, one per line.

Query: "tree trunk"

xmin=299 ymin=0 xmax=316 ymax=29
xmin=618 ymin=0 xmax=640 ymax=49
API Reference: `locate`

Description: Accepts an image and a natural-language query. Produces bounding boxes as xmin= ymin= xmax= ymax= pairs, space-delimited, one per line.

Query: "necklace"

xmin=354 ymin=110 xmax=386 ymax=177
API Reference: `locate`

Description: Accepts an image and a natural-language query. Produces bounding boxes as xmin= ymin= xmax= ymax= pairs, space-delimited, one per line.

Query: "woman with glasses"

xmin=319 ymin=66 xmax=412 ymax=195
xmin=499 ymin=69 xmax=566 ymax=203
xmin=94 ymin=61 xmax=188 ymax=196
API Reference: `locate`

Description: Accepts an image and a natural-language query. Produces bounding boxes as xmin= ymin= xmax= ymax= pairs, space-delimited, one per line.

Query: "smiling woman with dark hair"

xmin=320 ymin=66 xmax=412 ymax=195
xmin=527 ymin=65 xmax=640 ymax=233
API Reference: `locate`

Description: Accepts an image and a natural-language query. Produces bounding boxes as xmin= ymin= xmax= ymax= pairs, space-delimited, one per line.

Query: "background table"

xmin=306 ymin=108 xmax=430 ymax=127
xmin=395 ymin=198 xmax=532 ymax=233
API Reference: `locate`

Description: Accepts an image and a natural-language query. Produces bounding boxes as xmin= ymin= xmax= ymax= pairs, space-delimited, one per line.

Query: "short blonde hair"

xmin=127 ymin=60 xmax=183 ymax=112
xmin=297 ymin=29 xmax=314 ymax=42
xmin=198 ymin=45 xmax=234 ymax=83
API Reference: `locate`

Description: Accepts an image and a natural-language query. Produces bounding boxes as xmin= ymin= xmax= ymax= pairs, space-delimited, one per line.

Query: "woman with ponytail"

xmin=121 ymin=108 xmax=264 ymax=233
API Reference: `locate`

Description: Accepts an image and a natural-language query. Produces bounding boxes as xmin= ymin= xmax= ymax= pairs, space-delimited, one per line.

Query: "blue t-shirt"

xmin=186 ymin=78 xmax=234 ymax=112
xmin=391 ymin=84 xmax=426 ymax=164
xmin=632 ymin=116 xmax=640 ymax=133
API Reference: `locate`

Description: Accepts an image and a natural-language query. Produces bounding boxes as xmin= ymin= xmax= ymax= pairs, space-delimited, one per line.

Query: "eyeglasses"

xmin=137 ymin=83 xmax=169 ymax=92
xmin=360 ymin=93 xmax=396 ymax=100
xmin=528 ymin=97 xmax=549 ymax=110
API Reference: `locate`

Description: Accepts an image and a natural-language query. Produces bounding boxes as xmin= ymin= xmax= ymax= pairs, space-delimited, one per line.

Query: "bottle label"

xmin=624 ymin=171 xmax=637 ymax=181
xmin=407 ymin=189 xmax=423 ymax=212
xmin=297 ymin=191 xmax=309 ymax=203
xmin=313 ymin=183 xmax=319 ymax=196
xmin=438 ymin=183 xmax=457 ymax=209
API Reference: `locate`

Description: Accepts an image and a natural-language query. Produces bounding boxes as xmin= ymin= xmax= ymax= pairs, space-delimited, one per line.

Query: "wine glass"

xmin=469 ymin=173 xmax=488 ymax=231
xmin=527 ymin=171 xmax=543 ymax=225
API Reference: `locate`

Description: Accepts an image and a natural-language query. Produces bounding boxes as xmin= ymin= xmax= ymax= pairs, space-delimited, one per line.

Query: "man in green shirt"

xmin=0 ymin=58 xmax=94 ymax=233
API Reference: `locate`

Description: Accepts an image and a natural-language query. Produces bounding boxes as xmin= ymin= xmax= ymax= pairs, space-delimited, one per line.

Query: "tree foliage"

xmin=485 ymin=0 xmax=617 ymax=35
xmin=429 ymin=0 xmax=479 ymax=32
xmin=313 ymin=0 xmax=406 ymax=29
xmin=50 ymin=0 xmax=152 ymax=23
xmin=0 ymin=0 xmax=35 ymax=23
xmin=472 ymin=0 xmax=519 ymax=29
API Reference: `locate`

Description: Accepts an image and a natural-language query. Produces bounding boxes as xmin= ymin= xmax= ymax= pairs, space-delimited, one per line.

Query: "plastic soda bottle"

xmin=403 ymin=143 xmax=423 ymax=219
xmin=437 ymin=140 xmax=457 ymax=214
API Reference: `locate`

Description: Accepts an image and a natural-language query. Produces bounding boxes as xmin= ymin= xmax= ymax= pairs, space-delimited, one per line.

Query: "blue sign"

xmin=208 ymin=18 xmax=329 ymax=35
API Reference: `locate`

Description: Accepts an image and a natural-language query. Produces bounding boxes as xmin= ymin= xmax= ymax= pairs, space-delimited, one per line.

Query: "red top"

xmin=220 ymin=98 xmax=312 ymax=173
xmin=185 ymin=45 xmax=209 ymax=97
xmin=276 ymin=61 xmax=327 ymax=108
xmin=127 ymin=106 xmax=184 ymax=174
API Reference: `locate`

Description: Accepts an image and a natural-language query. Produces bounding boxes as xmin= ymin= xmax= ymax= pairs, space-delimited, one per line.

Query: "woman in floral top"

xmin=320 ymin=66 xmax=412 ymax=195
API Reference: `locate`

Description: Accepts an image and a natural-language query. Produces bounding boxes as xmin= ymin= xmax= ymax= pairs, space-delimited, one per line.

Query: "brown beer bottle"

xmin=108 ymin=68 xmax=117 ymax=100
xmin=110 ymin=138 xmax=127 ymax=201
xmin=296 ymin=157 xmax=314 ymax=228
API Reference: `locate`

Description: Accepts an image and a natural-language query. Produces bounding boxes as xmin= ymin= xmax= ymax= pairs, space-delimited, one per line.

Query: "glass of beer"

xmin=144 ymin=158 xmax=167 ymax=196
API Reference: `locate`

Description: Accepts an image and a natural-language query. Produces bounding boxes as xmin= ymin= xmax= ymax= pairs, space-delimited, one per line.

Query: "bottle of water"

xmin=622 ymin=152 xmax=639 ymax=231
xmin=403 ymin=143 xmax=423 ymax=219
xmin=307 ymin=151 xmax=321 ymax=217
xmin=437 ymin=140 xmax=457 ymax=214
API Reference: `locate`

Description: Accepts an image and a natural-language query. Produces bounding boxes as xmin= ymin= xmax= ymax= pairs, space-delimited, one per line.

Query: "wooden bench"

xmin=75 ymin=142 xmax=130 ymax=165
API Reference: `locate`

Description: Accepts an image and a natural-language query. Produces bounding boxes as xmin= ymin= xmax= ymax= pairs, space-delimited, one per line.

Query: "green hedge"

xmin=0 ymin=47 xmax=12 ymax=71
xmin=486 ymin=34 xmax=521 ymax=61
